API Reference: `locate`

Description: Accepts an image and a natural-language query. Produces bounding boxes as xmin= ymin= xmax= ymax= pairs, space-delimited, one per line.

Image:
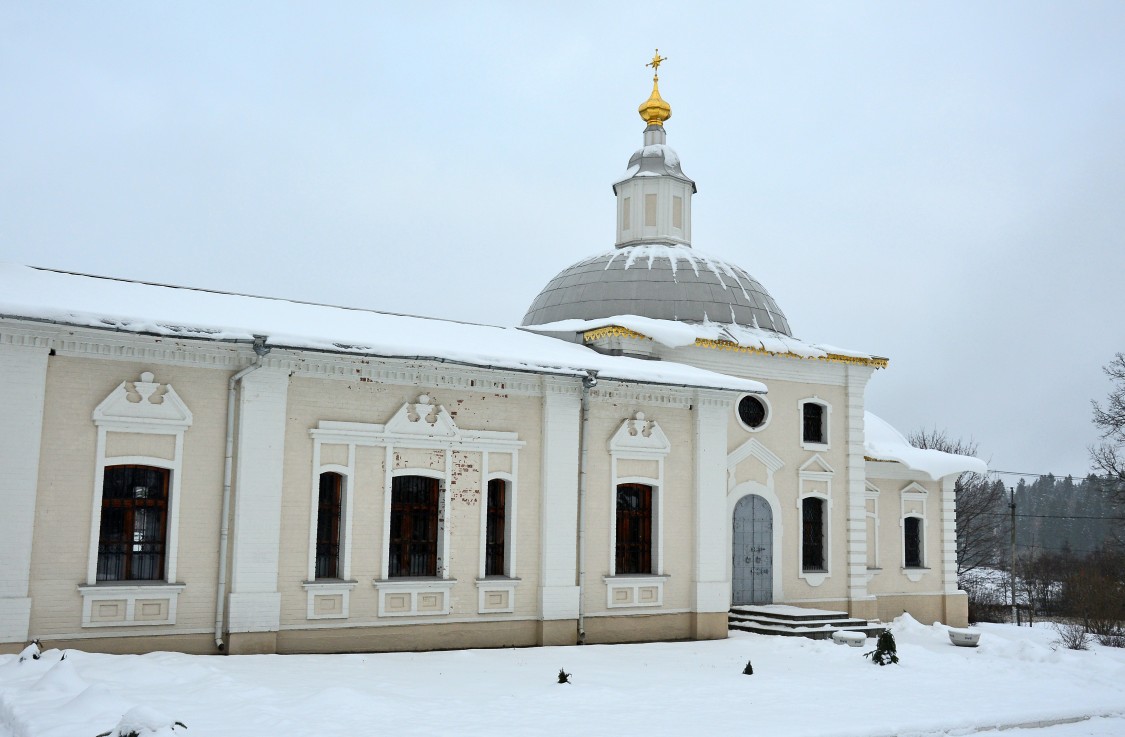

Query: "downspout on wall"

xmin=214 ymin=336 xmax=270 ymax=651
xmin=576 ymin=369 xmax=597 ymax=644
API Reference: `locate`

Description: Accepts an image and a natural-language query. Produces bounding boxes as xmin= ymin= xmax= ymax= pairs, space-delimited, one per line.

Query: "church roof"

xmin=0 ymin=263 xmax=766 ymax=394
xmin=521 ymin=244 xmax=792 ymax=334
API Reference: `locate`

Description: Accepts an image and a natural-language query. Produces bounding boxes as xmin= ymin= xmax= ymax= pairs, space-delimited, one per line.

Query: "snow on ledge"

xmin=0 ymin=263 xmax=766 ymax=394
xmin=524 ymin=314 xmax=882 ymax=363
xmin=864 ymin=411 xmax=988 ymax=480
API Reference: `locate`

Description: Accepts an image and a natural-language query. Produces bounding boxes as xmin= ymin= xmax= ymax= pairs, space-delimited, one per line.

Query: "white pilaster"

xmin=941 ymin=475 xmax=959 ymax=594
xmin=228 ymin=366 xmax=290 ymax=633
xmin=693 ymin=390 xmax=733 ymax=613
xmin=538 ymin=378 xmax=581 ymax=620
xmin=844 ymin=365 xmax=875 ymax=604
xmin=0 ymin=341 xmax=49 ymax=643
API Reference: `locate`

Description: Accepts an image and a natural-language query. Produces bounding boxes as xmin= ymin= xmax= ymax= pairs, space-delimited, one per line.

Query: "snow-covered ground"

xmin=2 ymin=616 xmax=1123 ymax=737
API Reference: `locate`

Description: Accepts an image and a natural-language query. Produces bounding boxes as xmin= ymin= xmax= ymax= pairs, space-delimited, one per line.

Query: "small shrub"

xmin=864 ymin=629 xmax=899 ymax=666
xmin=557 ymin=668 xmax=571 ymax=684
xmin=742 ymin=660 xmax=753 ymax=675
xmin=1096 ymin=631 xmax=1125 ymax=648
xmin=1053 ymin=621 xmax=1091 ymax=651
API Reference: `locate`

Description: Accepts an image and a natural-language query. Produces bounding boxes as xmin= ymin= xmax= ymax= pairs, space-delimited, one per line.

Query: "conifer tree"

xmin=864 ymin=629 xmax=899 ymax=666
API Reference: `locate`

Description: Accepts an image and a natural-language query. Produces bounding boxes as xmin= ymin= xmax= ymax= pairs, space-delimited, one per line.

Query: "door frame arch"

xmin=728 ymin=482 xmax=784 ymax=605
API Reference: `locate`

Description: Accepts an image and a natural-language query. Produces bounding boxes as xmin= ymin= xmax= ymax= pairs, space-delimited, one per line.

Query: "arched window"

xmin=801 ymin=496 xmax=826 ymax=572
xmin=485 ymin=479 xmax=507 ymax=577
xmin=616 ymin=483 xmax=653 ymax=575
xmin=388 ymin=475 xmax=440 ymax=577
xmin=97 ymin=465 xmax=169 ymax=581
xmin=904 ymin=516 xmax=924 ymax=568
xmin=315 ymin=472 xmax=344 ymax=579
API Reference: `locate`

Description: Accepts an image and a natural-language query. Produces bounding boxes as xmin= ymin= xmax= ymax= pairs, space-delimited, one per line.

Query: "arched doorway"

xmin=732 ymin=494 xmax=773 ymax=605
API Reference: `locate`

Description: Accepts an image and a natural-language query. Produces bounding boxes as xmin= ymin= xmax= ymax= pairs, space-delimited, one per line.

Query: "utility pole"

xmin=1009 ymin=485 xmax=1017 ymax=626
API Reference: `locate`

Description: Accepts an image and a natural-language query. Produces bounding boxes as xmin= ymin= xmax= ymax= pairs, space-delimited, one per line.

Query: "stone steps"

xmin=728 ymin=604 xmax=884 ymax=640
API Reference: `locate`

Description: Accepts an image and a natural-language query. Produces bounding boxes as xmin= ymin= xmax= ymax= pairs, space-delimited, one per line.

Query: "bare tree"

xmin=908 ymin=428 xmax=1005 ymax=576
xmin=1091 ymin=353 xmax=1125 ymax=544
xmin=1092 ymin=353 xmax=1125 ymax=479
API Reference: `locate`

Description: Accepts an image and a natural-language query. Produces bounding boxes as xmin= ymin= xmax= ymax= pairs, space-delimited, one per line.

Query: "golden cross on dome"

xmin=647 ymin=49 xmax=667 ymax=77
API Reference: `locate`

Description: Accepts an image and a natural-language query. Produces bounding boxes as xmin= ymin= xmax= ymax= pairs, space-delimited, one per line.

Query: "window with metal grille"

xmin=904 ymin=516 xmax=923 ymax=568
xmin=97 ymin=465 xmax=169 ymax=581
xmin=388 ymin=475 xmax=439 ymax=577
xmin=485 ymin=479 xmax=506 ymax=577
xmin=616 ymin=483 xmax=653 ymax=575
xmin=801 ymin=496 xmax=826 ymax=572
xmin=803 ymin=402 xmax=825 ymax=444
xmin=316 ymin=472 xmax=343 ymax=579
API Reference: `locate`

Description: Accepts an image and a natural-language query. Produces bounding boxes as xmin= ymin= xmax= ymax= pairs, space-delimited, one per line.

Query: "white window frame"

xmin=83 ymin=371 xmax=192 ymax=627
xmin=385 ymin=467 xmax=448 ymax=579
xmin=307 ymin=461 xmax=354 ymax=582
xmin=302 ymin=439 xmax=357 ymax=620
xmin=900 ymin=481 xmax=929 ymax=581
xmin=864 ymin=481 xmax=881 ymax=578
xmin=735 ymin=393 xmax=772 ymax=433
xmin=606 ymin=412 xmax=671 ymax=609
xmin=478 ymin=460 xmax=518 ymax=580
xmin=797 ymin=397 xmax=831 ymax=451
xmin=309 ymin=394 xmax=524 ymax=619
xmin=797 ymin=454 xmax=834 ymax=587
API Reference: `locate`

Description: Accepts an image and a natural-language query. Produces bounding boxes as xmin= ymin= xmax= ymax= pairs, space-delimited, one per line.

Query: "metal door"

xmin=732 ymin=495 xmax=773 ymax=605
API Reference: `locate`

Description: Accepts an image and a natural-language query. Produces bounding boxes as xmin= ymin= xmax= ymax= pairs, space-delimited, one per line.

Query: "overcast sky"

xmin=2 ymin=2 xmax=1123 ymax=480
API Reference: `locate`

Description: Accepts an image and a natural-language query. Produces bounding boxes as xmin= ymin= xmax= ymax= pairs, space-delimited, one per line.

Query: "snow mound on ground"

xmin=33 ymin=659 xmax=86 ymax=693
xmin=104 ymin=706 xmax=185 ymax=736
xmin=890 ymin=612 xmax=931 ymax=636
xmin=4 ymin=624 xmax=1125 ymax=737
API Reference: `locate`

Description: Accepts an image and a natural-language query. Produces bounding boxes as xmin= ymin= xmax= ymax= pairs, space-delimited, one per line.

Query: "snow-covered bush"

xmin=94 ymin=706 xmax=187 ymax=737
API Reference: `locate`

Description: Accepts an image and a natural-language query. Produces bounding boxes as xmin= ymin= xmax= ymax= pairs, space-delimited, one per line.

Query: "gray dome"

xmin=521 ymin=244 xmax=792 ymax=335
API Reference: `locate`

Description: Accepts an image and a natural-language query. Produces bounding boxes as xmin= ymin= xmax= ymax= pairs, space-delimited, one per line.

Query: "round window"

xmin=737 ymin=395 xmax=768 ymax=430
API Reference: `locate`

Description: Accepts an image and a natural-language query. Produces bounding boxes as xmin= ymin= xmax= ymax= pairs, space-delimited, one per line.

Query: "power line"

xmin=988 ymin=469 xmax=1112 ymax=480
xmin=1015 ymin=542 xmax=1112 ymax=556
xmin=981 ymin=511 xmax=1125 ymax=521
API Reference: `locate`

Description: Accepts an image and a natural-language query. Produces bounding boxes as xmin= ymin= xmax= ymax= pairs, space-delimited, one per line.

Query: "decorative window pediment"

xmin=900 ymin=481 xmax=928 ymax=497
xmin=727 ymin=437 xmax=784 ymax=475
xmin=799 ymin=454 xmax=835 ymax=477
xmin=608 ymin=412 xmax=670 ymax=458
xmin=384 ymin=394 xmax=459 ymax=439
xmin=93 ymin=372 xmax=193 ymax=431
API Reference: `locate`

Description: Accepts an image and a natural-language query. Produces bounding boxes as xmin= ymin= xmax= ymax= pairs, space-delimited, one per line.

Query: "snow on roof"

xmin=864 ymin=411 xmax=988 ymax=480
xmin=0 ymin=264 xmax=766 ymax=394
xmin=524 ymin=314 xmax=884 ymax=364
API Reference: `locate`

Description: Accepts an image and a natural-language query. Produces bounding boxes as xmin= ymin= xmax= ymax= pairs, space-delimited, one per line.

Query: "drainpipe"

xmin=214 ymin=336 xmax=270 ymax=651
xmin=577 ymin=369 xmax=597 ymax=644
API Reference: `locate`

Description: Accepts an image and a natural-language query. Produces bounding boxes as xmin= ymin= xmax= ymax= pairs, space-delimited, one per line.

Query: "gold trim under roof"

xmin=582 ymin=327 xmax=889 ymax=369
xmin=638 ymin=48 xmax=672 ymax=126
xmin=584 ymin=325 xmax=650 ymax=342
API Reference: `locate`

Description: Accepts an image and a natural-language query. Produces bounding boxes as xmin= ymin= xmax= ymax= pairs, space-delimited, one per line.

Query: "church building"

xmin=0 ymin=56 xmax=985 ymax=655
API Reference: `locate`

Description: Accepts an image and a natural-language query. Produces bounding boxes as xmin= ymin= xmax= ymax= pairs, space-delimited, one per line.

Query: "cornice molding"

xmin=0 ymin=318 xmax=732 ymax=405
xmin=667 ymin=345 xmax=851 ymax=386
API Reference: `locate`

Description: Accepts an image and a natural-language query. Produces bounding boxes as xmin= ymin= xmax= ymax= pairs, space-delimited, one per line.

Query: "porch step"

xmin=728 ymin=604 xmax=884 ymax=640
